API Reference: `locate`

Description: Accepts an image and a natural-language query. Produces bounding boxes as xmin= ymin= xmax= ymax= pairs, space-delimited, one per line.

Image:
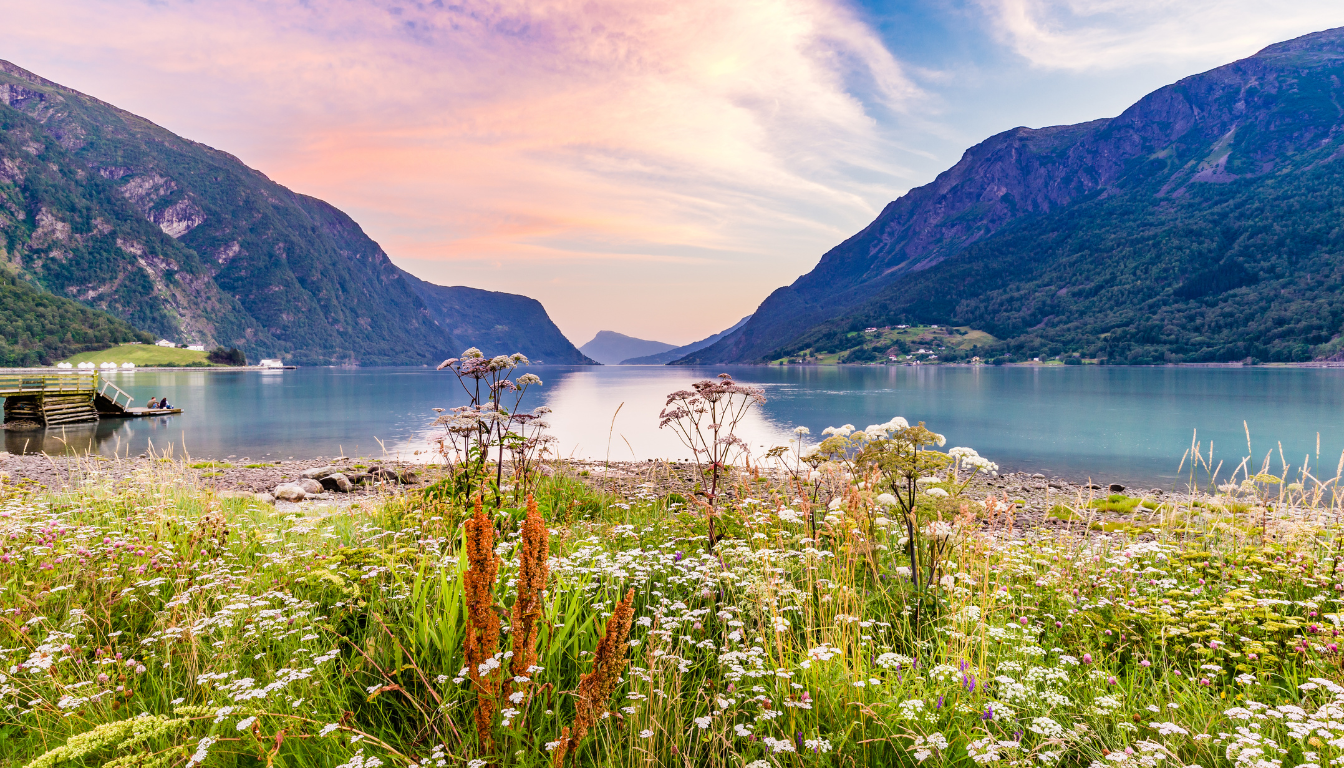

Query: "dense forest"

xmin=778 ymin=161 xmax=1344 ymax=364
xmin=0 ymin=272 xmax=150 ymax=367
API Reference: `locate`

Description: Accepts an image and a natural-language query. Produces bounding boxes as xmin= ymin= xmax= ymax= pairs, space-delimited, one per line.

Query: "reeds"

xmin=463 ymin=495 xmax=501 ymax=752
xmin=552 ymin=587 xmax=636 ymax=768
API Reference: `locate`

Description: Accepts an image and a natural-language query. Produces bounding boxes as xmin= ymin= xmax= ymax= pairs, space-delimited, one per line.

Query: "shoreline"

xmin=6 ymin=365 xmax=285 ymax=373
xmin=8 ymin=361 xmax=1344 ymax=371
xmin=0 ymin=451 xmax=1203 ymax=534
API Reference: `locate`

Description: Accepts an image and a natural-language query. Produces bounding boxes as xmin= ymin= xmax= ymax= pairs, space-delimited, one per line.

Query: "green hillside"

xmin=773 ymin=324 xmax=996 ymax=364
xmin=61 ymin=343 xmax=212 ymax=367
xmin=815 ymin=164 xmax=1344 ymax=364
xmin=0 ymin=272 xmax=150 ymax=367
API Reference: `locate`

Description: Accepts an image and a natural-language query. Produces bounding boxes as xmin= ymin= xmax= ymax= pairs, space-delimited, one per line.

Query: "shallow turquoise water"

xmin=6 ymin=365 xmax=1342 ymax=487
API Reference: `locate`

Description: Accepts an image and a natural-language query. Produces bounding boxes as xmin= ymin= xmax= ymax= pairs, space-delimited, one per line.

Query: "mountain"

xmin=0 ymin=270 xmax=150 ymax=366
xmin=679 ymin=28 xmax=1344 ymax=365
xmin=578 ymin=331 xmax=676 ymax=365
xmin=402 ymin=274 xmax=595 ymax=364
xmin=0 ymin=60 xmax=449 ymax=365
xmin=0 ymin=60 xmax=580 ymax=367
xmin=621 ymin=315 xmax=751 ymax=364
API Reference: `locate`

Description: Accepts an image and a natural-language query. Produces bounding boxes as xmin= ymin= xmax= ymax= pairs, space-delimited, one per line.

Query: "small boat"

xmin=117 ymin=407 xmax=183 ymax=418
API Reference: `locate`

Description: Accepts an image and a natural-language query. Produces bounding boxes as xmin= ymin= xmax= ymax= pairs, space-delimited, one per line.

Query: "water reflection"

xmin=3 ymin=365 xmax=1344 ymax=486
xmin=536 ymin=368 xmax=793 ymax=461
xmin=3 ymin=419 xmax=139 ymax=456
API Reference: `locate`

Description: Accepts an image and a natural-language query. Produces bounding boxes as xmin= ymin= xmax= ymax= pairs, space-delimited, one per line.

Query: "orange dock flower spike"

xmin=463 ymin=496 xmax=501 ymax=752
xmin=552 ymin=588 xmax=636 ymax=767
xmin=508 ymin=494 xmax=549 ymax=698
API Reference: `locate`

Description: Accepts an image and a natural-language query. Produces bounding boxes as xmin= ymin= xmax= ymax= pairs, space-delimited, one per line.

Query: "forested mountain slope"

xmin=402 ymin=274 xmax=596 ymax=364
xmin=680 ymin=27 xmax=1344 ymax=364
xmin=0 ymin=60 xmax=449 ymax=365
xmin=0 ymin=271 xmax=150 ymax=367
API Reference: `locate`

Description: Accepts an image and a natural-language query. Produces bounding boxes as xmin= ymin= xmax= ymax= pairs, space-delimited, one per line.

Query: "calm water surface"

xmin=7 ymin=365 xmax=1343 ymax=487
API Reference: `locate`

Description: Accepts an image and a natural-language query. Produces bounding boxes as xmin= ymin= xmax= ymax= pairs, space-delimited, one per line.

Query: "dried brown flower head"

xmin=552 ymin=588 xmax=636 ymax=767
xmin=464 ymin=495 xmax=501 ymax=752
xmin=507 ymin=494 xmax=549 ymax=698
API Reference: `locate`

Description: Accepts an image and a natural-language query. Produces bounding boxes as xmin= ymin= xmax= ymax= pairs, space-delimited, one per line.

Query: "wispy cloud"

xmin=980 ymin=0 xmax=1344 ymax=70
xmin=2 ymin=0 xmax=925 ymax=342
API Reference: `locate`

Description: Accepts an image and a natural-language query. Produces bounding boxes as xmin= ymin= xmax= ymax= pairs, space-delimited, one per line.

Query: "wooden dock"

xmin=0 ymin=371 xmax=170 ymax=428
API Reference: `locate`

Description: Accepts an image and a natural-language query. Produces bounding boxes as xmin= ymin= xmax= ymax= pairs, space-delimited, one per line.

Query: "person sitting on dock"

xmin=159 ymin=397 xmax=171 ymax=410
xmin=147 ymin=397 xmax=160 ymax=409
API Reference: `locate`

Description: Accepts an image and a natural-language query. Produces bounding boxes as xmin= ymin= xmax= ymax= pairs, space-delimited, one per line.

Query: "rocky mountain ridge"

xmin=0 ymin=60 xmax=588 ymax=366
xmin=681 ymin=27 xmax=1344 ymax=365
xmin=402 ymin=274 xmax=596 ymax=364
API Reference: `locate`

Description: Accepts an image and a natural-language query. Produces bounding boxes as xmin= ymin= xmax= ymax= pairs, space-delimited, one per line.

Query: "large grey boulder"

xmin=274 ymin=483 xmax=306 ymax=501
xmin=320 ymin=473 xmax=353 ymax=493
xmin=298 ymin=478 xmax=324 ymax=495
xmin=302 ymin=465 xmax=338 ymax=480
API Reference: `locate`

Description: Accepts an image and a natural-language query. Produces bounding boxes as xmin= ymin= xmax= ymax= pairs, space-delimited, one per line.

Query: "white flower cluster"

xmin=949 ymin=446 xmax=999 ymax=473
xmin=334 ymin=749 xmax=383 ymax=768
xmin=863 ymin=417 xmax=910 ymax=440
xmin=910 ymin=732 xmax=949 ymax=762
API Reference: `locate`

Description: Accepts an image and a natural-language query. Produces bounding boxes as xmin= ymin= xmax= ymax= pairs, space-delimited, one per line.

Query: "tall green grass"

xmin=1 ymin=453 xmax=1341 ymax=768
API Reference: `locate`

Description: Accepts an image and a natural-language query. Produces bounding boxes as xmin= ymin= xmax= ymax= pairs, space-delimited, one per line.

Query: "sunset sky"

xmin=5 ymin=0 xmax=1344 ymax=346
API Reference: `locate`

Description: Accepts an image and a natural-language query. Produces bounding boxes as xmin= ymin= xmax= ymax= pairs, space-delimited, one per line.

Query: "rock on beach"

xmin=274 ymin=483 xmax=306 ymax=501
xmin=320 ymin=473 xmax=353 ymax=493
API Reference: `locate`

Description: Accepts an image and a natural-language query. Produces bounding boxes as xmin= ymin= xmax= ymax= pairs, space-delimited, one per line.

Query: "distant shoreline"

xmin=753 ymin=360 xmax=1344 ymax=369
xmin=2 ymin=366 xmax=290 ymax=373
xmin=7 ymin=361 xmax=1344 ymax=372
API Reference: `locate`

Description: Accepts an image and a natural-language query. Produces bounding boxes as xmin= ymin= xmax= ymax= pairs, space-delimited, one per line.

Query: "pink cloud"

xmin=3 ymin=0 xmax=922 ymax=343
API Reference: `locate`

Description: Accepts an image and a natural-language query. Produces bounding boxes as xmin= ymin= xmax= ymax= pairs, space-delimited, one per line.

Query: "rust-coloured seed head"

xmin=557 ymin=588 xmax=636 ymax=761
xmin=510 ymin=494 xmax=550 ymax=687
xmin=464 ymin=495 xmax=501 ymax=752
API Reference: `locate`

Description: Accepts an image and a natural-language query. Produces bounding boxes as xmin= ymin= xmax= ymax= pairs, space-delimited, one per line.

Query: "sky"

xmin=5 ymin=1 xmax=1344 ymax=346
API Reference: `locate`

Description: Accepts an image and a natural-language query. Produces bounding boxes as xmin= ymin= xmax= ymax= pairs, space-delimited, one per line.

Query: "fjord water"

xmin=8 ymin=365 xmax=1343 ymax=487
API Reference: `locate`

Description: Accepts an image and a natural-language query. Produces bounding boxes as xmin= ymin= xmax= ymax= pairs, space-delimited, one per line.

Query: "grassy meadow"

xmin=1 ymin=435 xmax=1341 ymax=767
xmin=60 ymin=344 xmax=214 ymax=367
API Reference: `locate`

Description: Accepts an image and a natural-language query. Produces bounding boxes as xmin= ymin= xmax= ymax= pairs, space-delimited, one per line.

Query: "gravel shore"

xmin=0 ymin=451 xmax=1176 ymax=532
xmin=0 ymin=451 xmax=427 ymax=502
xmin=563 ymin=459 xmax=1173 ymax=533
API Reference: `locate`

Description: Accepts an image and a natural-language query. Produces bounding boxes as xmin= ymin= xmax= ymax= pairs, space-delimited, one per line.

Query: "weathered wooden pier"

xmin=0 ymin=371 xmax=177 ymax=428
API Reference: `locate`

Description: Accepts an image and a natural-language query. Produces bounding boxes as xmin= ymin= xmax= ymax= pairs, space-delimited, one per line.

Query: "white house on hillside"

xmin=156 ymin=340 xmax=176 ymax=348
xmin=186 ymin=345 xmax=205 ymax=352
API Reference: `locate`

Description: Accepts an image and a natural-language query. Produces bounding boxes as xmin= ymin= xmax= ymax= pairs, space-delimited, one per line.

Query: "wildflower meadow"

xmin=2 ymin=356 xmax=1342 ymax=768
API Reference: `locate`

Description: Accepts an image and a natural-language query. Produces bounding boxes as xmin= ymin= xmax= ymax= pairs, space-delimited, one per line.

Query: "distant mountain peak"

xmin=579 ymin=331 xmax=677 ymax=365
xmin=1252 ymin=26 xmax=1344 ymax=58
xmin=623 ymin=315 xmax=751 ymax=365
